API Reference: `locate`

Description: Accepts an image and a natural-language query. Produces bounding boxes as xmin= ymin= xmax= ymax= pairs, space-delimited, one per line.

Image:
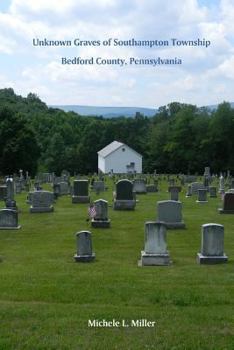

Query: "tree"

xmin=207 ymin=102 xmax=234 ymax=172
xmin=0 ymin=107 xmax=40 ymax=175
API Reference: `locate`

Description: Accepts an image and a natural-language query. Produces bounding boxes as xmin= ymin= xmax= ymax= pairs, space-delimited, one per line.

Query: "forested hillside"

xmin=0 ymin=88 xmax=233 ymax=175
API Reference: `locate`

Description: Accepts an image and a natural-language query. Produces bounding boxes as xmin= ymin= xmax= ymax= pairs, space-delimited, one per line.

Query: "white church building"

xmin=98 ymin=141 xmax=142 ymax=174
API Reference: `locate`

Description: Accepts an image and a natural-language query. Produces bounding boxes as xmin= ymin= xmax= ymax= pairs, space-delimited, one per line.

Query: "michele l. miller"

xmin=88 ymin=319 xmax=156 ymax=328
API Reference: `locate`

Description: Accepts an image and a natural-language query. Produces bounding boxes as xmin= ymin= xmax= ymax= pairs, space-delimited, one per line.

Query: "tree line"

xmin=0 ymin=88 xmax=233 ymax=176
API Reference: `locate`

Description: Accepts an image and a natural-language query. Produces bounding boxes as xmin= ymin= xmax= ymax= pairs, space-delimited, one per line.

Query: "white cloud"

xmin=209 ymin=56 xmax=234 ymax=79
xmin=220 ymin=0 xmax=234 ymax=33
xmin=0 ymin=0 xmax=233 ymax=107
xmin=0 ymin=33 xmax=16 ymax=53
xmin=10 ymin=0 xmax=118 ymax=14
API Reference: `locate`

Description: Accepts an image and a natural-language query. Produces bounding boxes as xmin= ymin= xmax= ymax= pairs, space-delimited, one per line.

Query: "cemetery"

xmin=0 ymin=170 xmax=234 ymax=349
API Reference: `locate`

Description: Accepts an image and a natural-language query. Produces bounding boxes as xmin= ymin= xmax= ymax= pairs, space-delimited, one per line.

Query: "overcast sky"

xmin=0 ymin=0 xmax=233 ymax=108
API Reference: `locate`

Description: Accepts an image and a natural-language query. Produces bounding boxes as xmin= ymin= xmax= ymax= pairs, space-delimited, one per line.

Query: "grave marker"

xmin=197 ymin=223 xmax=228 ymax=264
xmin=30 ymin=191 xmax=54 ymax=213
xmin=74 ymin=231 xmax=95 ymax=262
xmin=113 ymin=179 xmax=136 ymax=210
xmin=0 ymin=209 xmax=21 ymax=229
xmin=157 ymin=200 xmax=185 ymax=229
xmin=91 ymin=199 xmax=110 ymax=228
xmin=196 ymin=189 xmax=208 ymax=203
xmin=72 ymin=180 xmax=90 ymax=203
xmin=218 ymin=193 xmax=234 ymax=214
xmin=139 ymin=221 xmax=170 ymax=266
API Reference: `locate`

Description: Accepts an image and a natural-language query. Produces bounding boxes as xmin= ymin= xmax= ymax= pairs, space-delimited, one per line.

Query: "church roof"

xmin=98 ymin=141 xmax=142 ymax=158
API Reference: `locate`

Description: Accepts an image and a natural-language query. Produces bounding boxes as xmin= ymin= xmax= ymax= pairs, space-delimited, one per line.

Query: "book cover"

xmin=0 ymin=1 xmax=234 ymax=349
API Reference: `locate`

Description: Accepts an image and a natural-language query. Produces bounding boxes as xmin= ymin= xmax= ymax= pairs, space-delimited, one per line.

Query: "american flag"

xmin=88 ymin=205 xmax=96 ymax=219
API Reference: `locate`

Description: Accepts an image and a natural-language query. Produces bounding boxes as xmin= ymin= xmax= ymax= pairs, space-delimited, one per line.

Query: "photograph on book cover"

xmin=0 ymin=0 xmax=234 ymax=349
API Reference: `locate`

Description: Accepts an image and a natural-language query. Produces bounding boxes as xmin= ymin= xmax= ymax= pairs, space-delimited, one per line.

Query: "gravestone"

xmin=61 ymin=170 xmax=70 ymax=182
xmin=113 ymin=179 xmax=136 ymax=210
xmin=186 ymin=184 xmax=192 ymax=197
xmin=15 ymin=181 xmax=22 ymax=194
xmin=157 ymin=200 xmax=185 ymax=229
xmin=203 ymin=177 xmax=209 ymax=188
xmin=168 ymin=186 xmax=181 ymax=201
xmin=26 ymin=191 xmax=33 ymax=204
xmin=133 ymin=179 xmax=147 ymax=194
xmin=62 ymin=180 xmax=71 ymax=193
xmin=30 ymin=191 xmax=54 ymax=213
xmin=191 ymin=182 xmax=205 ymax=195
xmin=91 ymin=199 xmax=110 ymax=228
xmin=139 ymin=221 xmax=170 ymax=266
xmin=19 ymin=169 xmax=23 ymax=180
xmin=146 ymin=184 xmax=158 ymax=193
xmin=58 ymin=181 xmax=70 ymax=195
xmin=74 ymin=231 xmax=95 ymax=262
xmin=0 ymin=209 xmax=21 ymax=229
xmin=209 ymin=187 xmax=217 ymax=198
xmin=18 ymin=170 xmax=26 ymax=190
xmin=53 ymin=183 xmax=61 ymax=199
xmin=196 ymin=189 xmax=208 ymax=203
xmin=219 ymin=175 xmax=225 ymax=193
xmin=41 ymin=172 xmax=53 ymax=183
xmin=0 ymin=185 xmax=7 ymax=201
xmin=5 ymin=177 xmax=17 ymax=210
xmin=218 ymin=193 xmax=234 ymax=214
xmin=203 ymin=167 xmax=211 ymax=187
xmin=53 ymin=176 xmax=62 ymax=185
xmin=197 ymin=223 xmax=228 ymax=264
xmin=204 ymin=167 xmax=211 ymax=177
xmin=72 ymin=180 xmax=90 ymax=203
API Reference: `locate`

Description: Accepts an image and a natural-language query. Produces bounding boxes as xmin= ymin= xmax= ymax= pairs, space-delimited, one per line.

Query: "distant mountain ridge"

xmin=51 ymin=102 xmax=234 ymax=118
xmin=50 ymin=105 xmax=157 ymax=118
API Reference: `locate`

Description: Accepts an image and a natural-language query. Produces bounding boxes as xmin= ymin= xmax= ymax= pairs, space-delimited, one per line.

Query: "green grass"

xmin=0 ymin=178 xmax=234 ymax=350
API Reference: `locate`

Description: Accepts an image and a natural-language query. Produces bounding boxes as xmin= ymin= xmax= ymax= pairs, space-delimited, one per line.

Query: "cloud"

xmin=0 ymin=0 xmax=233 ymax=107
xmin=220 ymin=0 xmax=234 ymax=34
xmin=208 ymin=55 xmax=234 ymax=79
xmin=0 ymin=32 xmax=16 ymax=54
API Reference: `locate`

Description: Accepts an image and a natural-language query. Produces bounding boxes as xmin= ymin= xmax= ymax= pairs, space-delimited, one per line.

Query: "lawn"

xmin=0 ymin=177 xmax=234 ymax=350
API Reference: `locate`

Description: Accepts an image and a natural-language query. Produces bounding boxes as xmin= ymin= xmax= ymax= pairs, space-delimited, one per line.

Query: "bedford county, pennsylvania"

xmin=61 ymin=56 xmax=182 ymax=67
